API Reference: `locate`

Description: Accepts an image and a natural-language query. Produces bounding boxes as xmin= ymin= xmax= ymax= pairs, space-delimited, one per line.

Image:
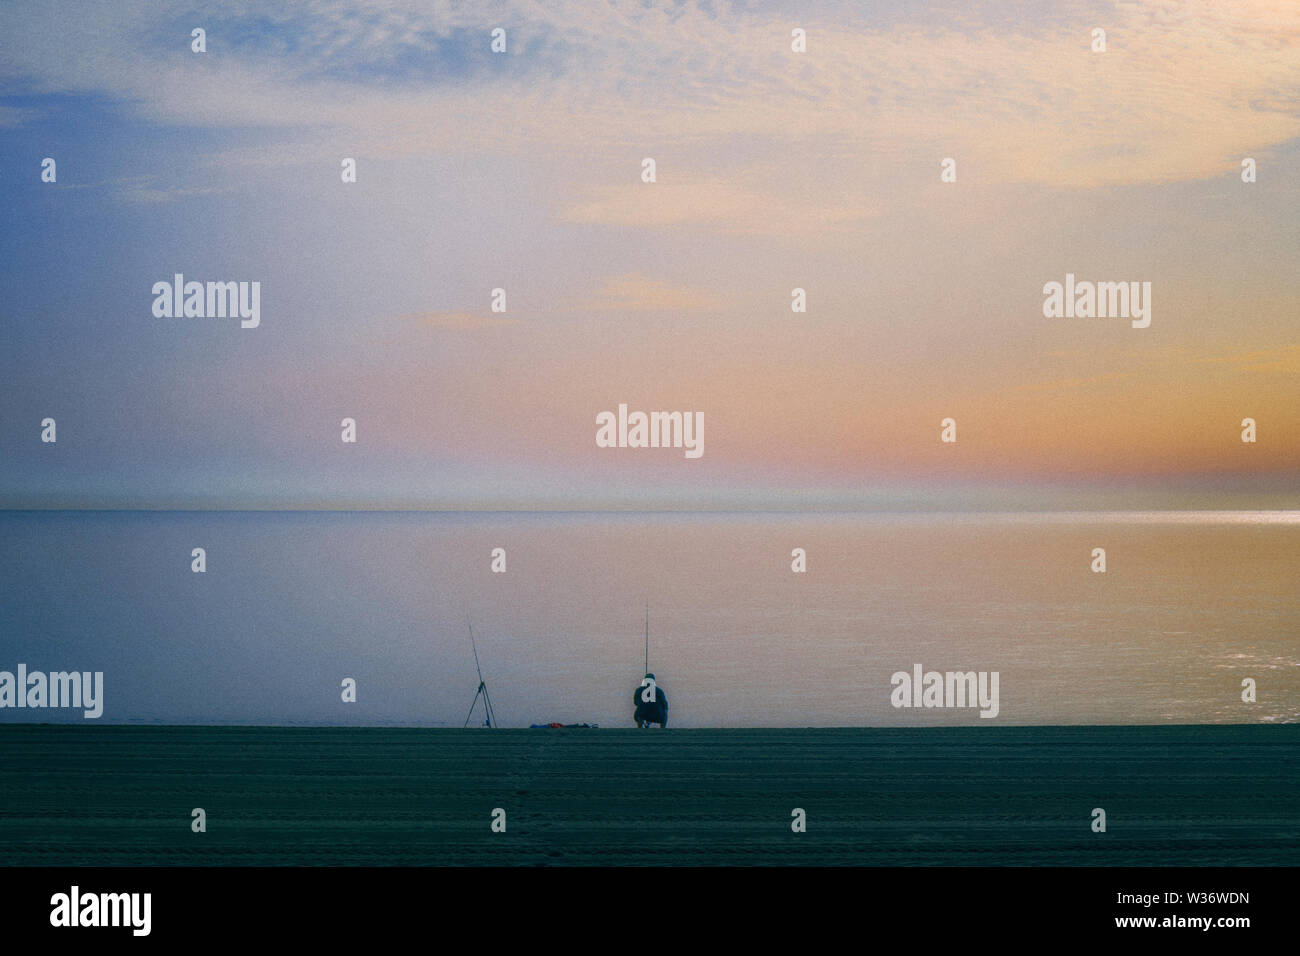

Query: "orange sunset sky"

xmin=2 ymin=0 xmax=1297 ymax=510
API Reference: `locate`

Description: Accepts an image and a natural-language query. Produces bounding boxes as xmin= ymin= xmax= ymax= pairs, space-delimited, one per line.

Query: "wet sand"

xmin=1 ymin=724 xmax=1295 ymax=866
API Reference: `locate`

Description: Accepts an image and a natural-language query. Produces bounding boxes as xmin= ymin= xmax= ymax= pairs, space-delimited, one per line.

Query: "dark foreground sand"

xmin=1 ymin=724 xmax=1296 ymax=865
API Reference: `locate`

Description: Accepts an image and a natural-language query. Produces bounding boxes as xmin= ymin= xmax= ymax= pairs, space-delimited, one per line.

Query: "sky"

xmin=2 ymin=0 xmax=1298 ymax=511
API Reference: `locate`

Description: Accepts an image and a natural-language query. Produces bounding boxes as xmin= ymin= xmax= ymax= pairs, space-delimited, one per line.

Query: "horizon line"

xmin=1 ymin=507 xmax=1298 ymax=516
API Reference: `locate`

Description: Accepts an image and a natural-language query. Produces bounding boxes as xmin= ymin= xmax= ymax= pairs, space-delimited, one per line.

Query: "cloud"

xmin=397 ymin=310 xmax=519 ymax=331
xmin=0 ymin=105 xmax=35 ymax=128
xmin=2 ymin=0 xmax=1296 ymax=195
xmin=111 ymin=176 xmax=230 ymax=204
xmin=577 ymin=274 xmax=727 ymax=312
xmin=1004 ymin=371 xmax=1135 ymax=394
xmin=559 ymin=170 xmax=874 ymax=235
xmin=1185 ymin=344 xmax=1300 ymax=374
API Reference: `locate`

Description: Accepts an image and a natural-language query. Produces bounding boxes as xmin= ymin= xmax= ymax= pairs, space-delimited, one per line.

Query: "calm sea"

xmin=0 ymin=511 xmax=1296 ymax=727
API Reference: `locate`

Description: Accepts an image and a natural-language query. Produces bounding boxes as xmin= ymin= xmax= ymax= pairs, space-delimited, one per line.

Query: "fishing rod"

xmin=644 ymin=601 xmax=649 ymax=674
xmin=462 ymin=618 xmax=497 ymax=728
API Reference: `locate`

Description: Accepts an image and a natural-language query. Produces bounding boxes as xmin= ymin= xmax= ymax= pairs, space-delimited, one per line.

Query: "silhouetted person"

xmin=634 ymin=672 xmax=668 ymax=728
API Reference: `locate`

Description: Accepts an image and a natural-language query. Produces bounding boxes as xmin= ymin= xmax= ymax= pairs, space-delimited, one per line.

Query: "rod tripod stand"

xmin=463 ymin=678 xmax=497 ymax=728
xmin=462 ymin=619 xmax=497 ymax=728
